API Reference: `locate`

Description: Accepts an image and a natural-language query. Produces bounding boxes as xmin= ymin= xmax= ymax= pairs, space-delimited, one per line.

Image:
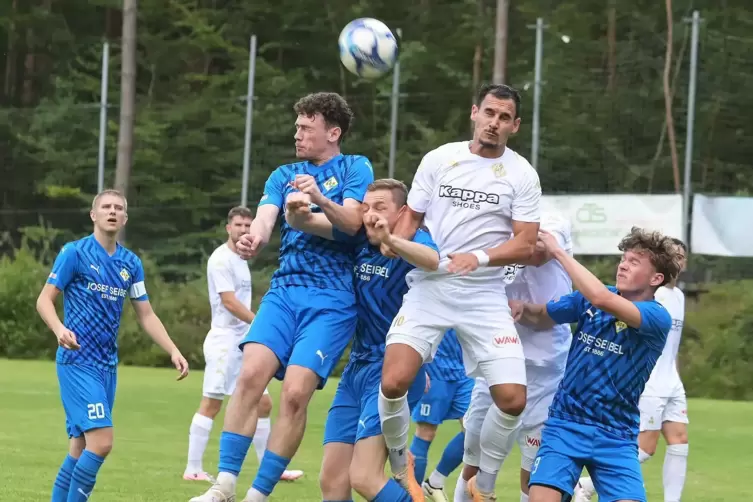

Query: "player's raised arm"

xmin=129 ymin=260 xmax=189 ymax=380
xmin=237 ymin=170 xmax=284 ymax=259
xmin=366 ymin=213 xmax=439 ymax=271
xmin=284 ymin=192 xmax=336 ymax=240
xmin=295 ymin=156 xmax=374 ymax=236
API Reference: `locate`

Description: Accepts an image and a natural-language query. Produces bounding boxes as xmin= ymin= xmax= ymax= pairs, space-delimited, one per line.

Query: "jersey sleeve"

xmin=46 ymin=244 xmax=78 ymax=291
xmin=546 ymin=290 xmax=587 ymax=324
xmin=258 ymin=168 xmax=286 ymax=209
xmin=129 ymin=258 xmax=149 ymax=301
xmin=412 ymin=229 xmax=439 ymax=252
xmin=512 ymin=167 xmax=542 ymax=223
xmin=634 ymin=300 xmax=672 ymax=350
xmin=208 ymin=257 xmax=236 ymax=294
xmin=407 ymin=152 xmax=438 ymax=213
xmin=342 ymin=156 xmax=374 ymax=202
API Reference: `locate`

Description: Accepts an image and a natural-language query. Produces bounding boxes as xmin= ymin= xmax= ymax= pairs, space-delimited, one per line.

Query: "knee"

xmin=86 ymin=432 xmax=114 ymax=458
xmin=258 ymin=393 xmax=273 ymax=417
xmin=236 ymin=364 xmax=265 ymax=395
xmin=416 ymin=423 xmax=437 ymax=442
xmin=490 ymin=384 xmax=527 ymax=416
xmin=667 ymin=431 xmax=689 ymax=446
xmin=641 ymin=443 xmax=658 ymax=456
xmin=198 ymin=397 xmax=223 ymax=418
xmin=279 ymin=384 xmax=313 ymax=418
xmin=319 ymin=466 xmax=350 ymax=498
xmin=349 ymin=464 xmax=381 ymax=498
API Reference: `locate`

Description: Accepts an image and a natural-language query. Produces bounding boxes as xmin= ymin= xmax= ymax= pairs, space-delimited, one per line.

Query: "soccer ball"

xmin=338 ymin=18 xmax=398 ymax=79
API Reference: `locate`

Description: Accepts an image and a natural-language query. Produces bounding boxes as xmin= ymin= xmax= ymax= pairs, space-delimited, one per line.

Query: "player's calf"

xmin=320 ymin=442 xmax=354 ymax=501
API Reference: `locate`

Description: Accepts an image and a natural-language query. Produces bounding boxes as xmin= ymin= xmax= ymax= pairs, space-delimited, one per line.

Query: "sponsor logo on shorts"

xmin=493 ymin=335 xmax=520 ymax=347
xmin=524 ymin=435 xmax=541 ymax=448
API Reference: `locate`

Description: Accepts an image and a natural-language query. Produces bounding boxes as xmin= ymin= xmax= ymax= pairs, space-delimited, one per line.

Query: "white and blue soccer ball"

xmin=338 ymin=18 xmax=398 ymax=79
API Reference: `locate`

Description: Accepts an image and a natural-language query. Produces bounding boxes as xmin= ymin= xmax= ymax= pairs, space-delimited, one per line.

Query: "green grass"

xmin=1 ymin=359 xmax=751 ymax=501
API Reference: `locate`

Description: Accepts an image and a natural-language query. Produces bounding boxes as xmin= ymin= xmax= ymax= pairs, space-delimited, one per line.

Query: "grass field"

xmin=2 ymin=359 xmax=752 ymax=501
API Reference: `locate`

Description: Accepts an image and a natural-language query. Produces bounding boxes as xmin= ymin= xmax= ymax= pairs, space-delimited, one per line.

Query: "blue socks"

xmin=410 ymin=435 xmax=431 ymax=482
xmin=252 ymin=450 xmax=291 ymax=496
xmin=436 ymin=431 xmax=465 ymax=476
xmin=372 ymin=478 xmax=412 ymax=501
xmin=51 ymin=455 xmax=78 ymax=502
xmin=67 ymin=450 xmax=104 ymax=502
xmin=218 ymin=431 xmax=253 ymax=476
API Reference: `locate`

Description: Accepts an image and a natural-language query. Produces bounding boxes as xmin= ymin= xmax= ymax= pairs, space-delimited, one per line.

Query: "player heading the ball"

xmin=38 ymin=189 xmax=189 ymax=502
xmin=190 ymin=92 xmax=374 ymax=502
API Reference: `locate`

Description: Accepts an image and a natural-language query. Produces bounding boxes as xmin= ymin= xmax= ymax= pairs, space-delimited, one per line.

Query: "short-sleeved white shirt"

xmin=207 ymin=243 xmax=253 ymax=337
xmin=406 ymin=141 xmax=542 ymax=289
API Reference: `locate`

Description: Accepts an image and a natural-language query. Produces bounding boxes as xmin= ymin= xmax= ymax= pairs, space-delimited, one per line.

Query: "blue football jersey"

xmin=336 ymin=229 xmax=438 ymax=363
xmin=546 ymin=287 xmax=671 ymax=439
xmin=258 ymin=154 xmax=374 ymax=292
xmin=426 ymin=330 xmax=466 ymax=382
xmin=46 ymin=235 xmax=149 ymax=369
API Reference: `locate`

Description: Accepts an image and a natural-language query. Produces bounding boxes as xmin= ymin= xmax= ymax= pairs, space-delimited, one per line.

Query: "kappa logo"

xmin=439 ymin=185 xmax=500 ymax=210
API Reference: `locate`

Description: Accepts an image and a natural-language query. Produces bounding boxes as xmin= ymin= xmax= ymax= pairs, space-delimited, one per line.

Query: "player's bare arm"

xmin=284 ymin=192 xmax=336 ymax=240
xmin=509 ymin=299 xmax=557 ymax=330
xmin=131 ymin=299 xmax=189 ymax=380
xmin=219 ymin=292 xmax=255 ymax=324
xmin=36 ymin=283 xmax=80 ymax=350
xmin=366 ymin=213 xmax=439 ymax=271
xmin=237 ymin=205 xmax=280 ymax=259
xmin=539 ymin=230 xmax=644 ymax=328
xmin=293 ymin=173 xmax=362 ymax=235
xmin=392 ymin=205 xmax=423 ymax=241
xmin=448 ymin=219 xmax=538 ymax=275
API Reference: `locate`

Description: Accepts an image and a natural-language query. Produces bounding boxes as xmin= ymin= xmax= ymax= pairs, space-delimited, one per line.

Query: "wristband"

xmin=471 ymin=250 xmax=490 ymax=267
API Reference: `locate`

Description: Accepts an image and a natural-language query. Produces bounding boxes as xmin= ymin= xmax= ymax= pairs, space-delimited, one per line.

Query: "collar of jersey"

xmin=307 ymin=153 xmax=343 ymax=169
xmin=88 ymin=233 xmax=121 ymax=258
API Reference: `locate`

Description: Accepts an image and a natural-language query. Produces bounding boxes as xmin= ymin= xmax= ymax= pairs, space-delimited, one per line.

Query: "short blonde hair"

xmin=367 ymin=178 xmax=408 ymax=207
xmin=92 ymin=189 xmax=128 ymax=212
xmin=617 ymin=226 xmax=681 ymax=287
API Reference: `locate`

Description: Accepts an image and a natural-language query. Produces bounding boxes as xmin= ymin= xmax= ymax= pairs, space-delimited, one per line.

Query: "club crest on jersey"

xmin=119 ymin=268 xmax=130 ymax=282
xmin=490 ymin=162 xmax=506 ymax=178
xmin=323 ymin=176 xmax=338 ymax=191
xmin=615 ymin=321 xmax=628 ymax=332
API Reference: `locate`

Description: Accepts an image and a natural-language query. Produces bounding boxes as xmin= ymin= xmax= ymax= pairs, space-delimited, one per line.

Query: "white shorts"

xmin=639 ymin=394 xmax=689 ymax=431
xmin=202 ymin=331 xmax=269 ymax=400
xmin=463 ymin=366 xmax=561 ymax=470
xmin=386 ymin=278 xmax=526 ymax=387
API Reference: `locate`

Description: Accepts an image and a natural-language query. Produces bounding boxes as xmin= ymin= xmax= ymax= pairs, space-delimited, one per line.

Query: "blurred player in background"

xmin=410 ymin=331 xmax=473 ymax=502
xmin=377 ymin=83 xmax=541 ymax=501
xmin=575 ymin=238 xmax=689 ymax=502
xmin=455 ymin=212 xmax=574 ymax=502
xmin=37 ymin=189 xmax=189 ymax=502
xmin=513 ymin=227 xmax=679 ymax=502
xmin=183 ymin=206 xmax=302 ymax=483
xmin=191 ymin=92 xmax=374 ymax=502
xmin=288 ymin=178 xmax=438 ymax=502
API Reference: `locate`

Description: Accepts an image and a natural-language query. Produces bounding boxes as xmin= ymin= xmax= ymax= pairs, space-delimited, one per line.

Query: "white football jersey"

xmin=207 ymin=243 xmax=253 ymax=336
xmin=642 ymin=285 xmax=686 ymax=397
xmin=406 ymin=141 xmax=541 ymax=289
xmin=505 ymin=212 xmax=574 ymax=370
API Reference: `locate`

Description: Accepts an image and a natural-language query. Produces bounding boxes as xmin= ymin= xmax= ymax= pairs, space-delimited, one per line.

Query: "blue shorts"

xmin=323 ymin=361 xmax=427 ymax=445
xmin=57 ymin=364 xmax=117 ymax=438
xmin=411 ymin=376 xmax=474 ymax=425
xmin=241 ymin=286 xmax=356 ymax=389
xmin=529 ymin=418 xmax=646 ymax=502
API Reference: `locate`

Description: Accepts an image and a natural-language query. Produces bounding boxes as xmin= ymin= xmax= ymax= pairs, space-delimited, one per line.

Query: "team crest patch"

xmin=119 ymin=268 xmax=130 ymax=282
xmin=448 ymin=161 xmax=460 ymax=169
xmin=615 ymin=321 xmax=627 ymax=332
xmin=323 ymin=176 xmax=338 ymax=191
xmin=491 ymin=162 xmax=506 ymax=177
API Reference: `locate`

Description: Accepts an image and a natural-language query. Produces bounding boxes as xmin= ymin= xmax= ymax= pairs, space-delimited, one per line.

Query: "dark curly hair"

xmin=617 ymin=226 xmax=682 ymax=287
xmin=293 ymin=92 xmax=354 ymax=144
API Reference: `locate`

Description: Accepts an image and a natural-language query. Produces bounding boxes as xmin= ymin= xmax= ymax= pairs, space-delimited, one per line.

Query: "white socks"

xmin=428 ymin=470 xmax=447 ymax=489
xmin=520 ymin=492 xmax=529 ymax=502
xmin=476 ymin=406 xmax=520 ymax=493
xmin=638 ymin=447 xmax=653 ymax=463
xmin=663 ymin=443 xmax=688 ymax=502
xmin=453 ymin=476 xmax=469 ymax=502
xmin=254 ymin=417 xmax=271 ymax=462
xmin=186 ymin=413 xmax=214 ymax=473
xmin=378 ymin=387 xmax=411 ymax=474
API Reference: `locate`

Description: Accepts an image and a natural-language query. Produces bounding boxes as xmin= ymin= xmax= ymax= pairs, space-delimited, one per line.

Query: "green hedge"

xmin=1 ymin=248 xmax=751 ymax=399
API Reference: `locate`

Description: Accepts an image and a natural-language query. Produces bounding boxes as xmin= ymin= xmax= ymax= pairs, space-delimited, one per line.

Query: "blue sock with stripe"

xmin=436 ymin=430 xmax=465 ymax=476
xmin=67 ymin=450 xmax=104 ymax=502
xmin=51 ymin=454 xmax=77 ymax=502
xmin=410 ymin=435 xmax=431 ymax=482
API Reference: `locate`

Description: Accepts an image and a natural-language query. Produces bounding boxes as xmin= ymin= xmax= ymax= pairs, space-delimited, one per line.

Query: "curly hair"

xmin=293 ymin=92 xmax=354 ymax=143
xmin=617 ymin=226 xmax=682 ymax=286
